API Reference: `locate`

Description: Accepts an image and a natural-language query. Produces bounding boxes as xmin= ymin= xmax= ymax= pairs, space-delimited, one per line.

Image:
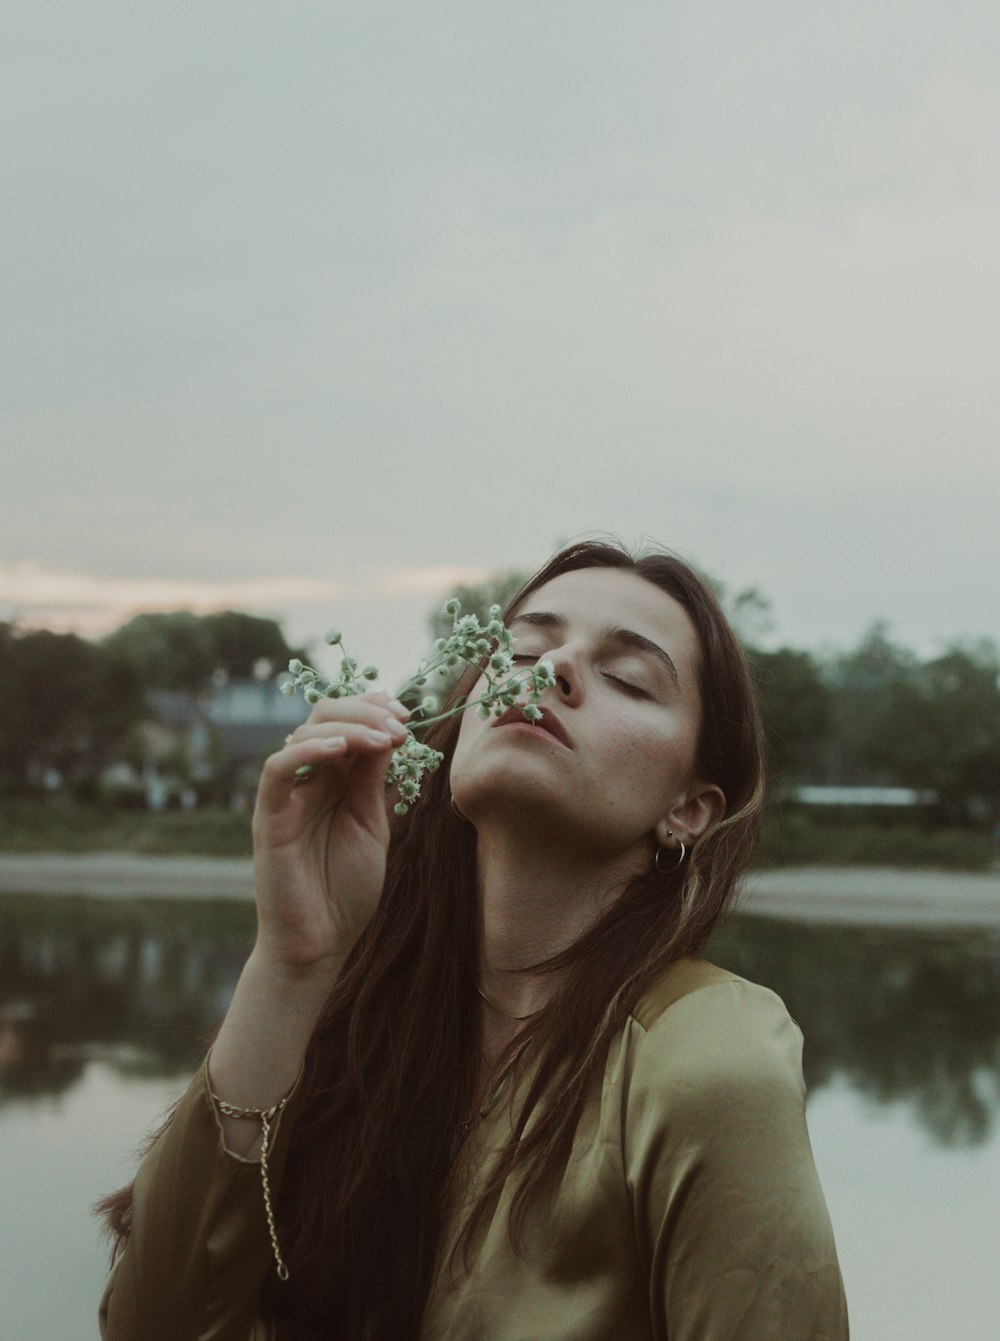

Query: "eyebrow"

xmin=508 ymin=611 xmax=681 ymax=689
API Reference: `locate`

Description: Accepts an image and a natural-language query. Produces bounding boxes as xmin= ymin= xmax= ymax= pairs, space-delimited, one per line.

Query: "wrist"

xmin=246 ymin=943 xmax=348 ymax=997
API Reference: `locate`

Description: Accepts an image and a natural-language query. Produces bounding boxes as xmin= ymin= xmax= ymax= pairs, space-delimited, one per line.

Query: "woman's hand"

xmin=250 ymin=690 xmax=410 ymax=973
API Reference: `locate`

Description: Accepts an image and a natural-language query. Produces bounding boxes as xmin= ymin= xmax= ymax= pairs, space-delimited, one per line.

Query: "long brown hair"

xmin=101 ymin=540 xmax=766 ymax=1340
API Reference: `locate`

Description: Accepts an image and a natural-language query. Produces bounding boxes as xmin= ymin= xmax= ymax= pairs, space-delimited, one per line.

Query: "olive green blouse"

xmin=99 ymin=958 xmax=848 ymax=1340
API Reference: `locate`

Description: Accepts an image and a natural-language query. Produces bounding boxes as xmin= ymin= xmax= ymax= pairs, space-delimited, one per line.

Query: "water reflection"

xmin=708 ymin=917 xmax=1000 ymax=1148
xmin=2 ymin=894 xmax=998 ymax=1149
xmin=0 ymin=895 xmax=255 ymax=1103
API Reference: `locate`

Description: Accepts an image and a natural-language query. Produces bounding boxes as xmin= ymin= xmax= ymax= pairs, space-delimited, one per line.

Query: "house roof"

xmin=203 ymin=679 xmax=309 ymax=728
xmin=145 ymin=690 xmax=203 ymax=729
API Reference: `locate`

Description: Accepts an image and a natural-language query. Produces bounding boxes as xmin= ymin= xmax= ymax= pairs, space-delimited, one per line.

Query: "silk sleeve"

xmin=98 ymin=1055 xmax=299 ymax=1341
xmin=624 ymin=980 xmax=849 ymax=1341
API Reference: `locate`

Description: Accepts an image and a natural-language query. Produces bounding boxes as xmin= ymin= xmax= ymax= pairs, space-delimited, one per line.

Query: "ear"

xmin=654 ymin=782 xmax=727 ymax=850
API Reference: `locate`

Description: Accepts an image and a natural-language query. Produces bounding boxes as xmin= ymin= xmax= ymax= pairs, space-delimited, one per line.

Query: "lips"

xmin=494 ymin=703 xmax=572 ymax=749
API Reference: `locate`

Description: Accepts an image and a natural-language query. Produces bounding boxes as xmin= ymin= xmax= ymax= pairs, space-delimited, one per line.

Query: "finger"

xmin=255 ymin=725 xmax=399 ymax=816
xmin=304 ymin=692 xmax=411 ymax=729
xmin=288 ymin=711 xmax=409 ymax=749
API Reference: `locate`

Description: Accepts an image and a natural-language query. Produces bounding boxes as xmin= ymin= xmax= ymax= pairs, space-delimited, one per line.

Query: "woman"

xmin=99 ymin=540 xmax=848 ymax=1340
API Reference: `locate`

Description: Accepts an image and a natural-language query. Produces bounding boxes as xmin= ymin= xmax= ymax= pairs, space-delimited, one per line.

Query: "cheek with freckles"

xmin=605 ymin=715 xmax=699 ymax=830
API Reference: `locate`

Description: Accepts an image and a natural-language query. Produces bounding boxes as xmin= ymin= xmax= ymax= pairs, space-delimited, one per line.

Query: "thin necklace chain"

xmin=475 ymin=982 xmax=541 ymax=1022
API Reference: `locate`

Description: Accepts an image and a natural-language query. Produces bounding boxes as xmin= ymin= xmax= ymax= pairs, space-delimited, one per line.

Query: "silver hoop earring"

xmin=655 ymin=842 xmax=686 ymax=874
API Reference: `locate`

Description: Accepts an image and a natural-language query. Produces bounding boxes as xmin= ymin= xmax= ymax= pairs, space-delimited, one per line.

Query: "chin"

xmin=450 ymin=757 xmax=567 ymax=826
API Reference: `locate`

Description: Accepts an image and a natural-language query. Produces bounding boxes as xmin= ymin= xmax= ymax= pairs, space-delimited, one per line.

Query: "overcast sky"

xmin=4 ymin=1 xmax=998 ymax=688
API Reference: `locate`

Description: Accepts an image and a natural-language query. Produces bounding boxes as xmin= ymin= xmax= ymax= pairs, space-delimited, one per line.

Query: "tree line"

xmin=2 ymin=591 xmax=999 ymax=826
xmin=433 ymin=575 xmax=1000 ymax=828
xmin=0 ymin=611 xmax=303 ymax=797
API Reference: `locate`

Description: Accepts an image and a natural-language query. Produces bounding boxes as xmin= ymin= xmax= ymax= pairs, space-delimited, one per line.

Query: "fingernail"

xmin=384 ymin=715 xmax=408 ymax=737
xmin=367 ymin=729 xmax=392 ymax=745
xmin=388 ymin=699 xmax=410 ymax=717
xmin=322 ymin=737 xmax=347 ymax=752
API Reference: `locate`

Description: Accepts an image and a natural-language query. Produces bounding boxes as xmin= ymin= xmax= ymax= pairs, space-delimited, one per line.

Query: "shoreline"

xmin=0 ymin=852 xmax=997 ymax=927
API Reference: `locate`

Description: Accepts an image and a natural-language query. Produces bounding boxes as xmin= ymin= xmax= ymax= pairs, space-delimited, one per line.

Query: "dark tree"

xmin=102 ymin=610 xmax=305 ymax=694
xmin=750 ymin=647 xmax=833 ymax=785
xmin=825 ymin=621 xmax=918 ymax=786
xmin=0 ymin=625 xmax=143 ymax=792
xmin=861 ymin=641 xmax=1000 ymax=822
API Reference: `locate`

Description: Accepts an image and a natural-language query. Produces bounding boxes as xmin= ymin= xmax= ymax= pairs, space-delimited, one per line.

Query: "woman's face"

xmin=450 ymin=567 xmax=723 ymax=861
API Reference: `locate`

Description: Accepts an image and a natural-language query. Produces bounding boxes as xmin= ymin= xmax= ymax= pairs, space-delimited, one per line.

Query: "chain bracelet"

xmin=212 ymin=1094 xmax=291 ymax=1282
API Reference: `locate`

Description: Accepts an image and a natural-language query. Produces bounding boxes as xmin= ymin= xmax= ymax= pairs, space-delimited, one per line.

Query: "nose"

xmin=546 ymin=643 xmax=584 ymax=706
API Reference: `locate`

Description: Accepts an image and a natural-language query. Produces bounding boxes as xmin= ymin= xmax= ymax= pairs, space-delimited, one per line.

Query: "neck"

xmin=473 ymin=818 xmax=644 ymax=1021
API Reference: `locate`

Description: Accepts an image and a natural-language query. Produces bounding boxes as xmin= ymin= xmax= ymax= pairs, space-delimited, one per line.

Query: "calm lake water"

xmin=2 ymin=892 xmax=998 ymax=1340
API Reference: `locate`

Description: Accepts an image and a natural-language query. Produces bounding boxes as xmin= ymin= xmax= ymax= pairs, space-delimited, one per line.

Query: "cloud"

xmin=0 ymin=561 xmax=492 ymax=638
xmin=368 ymin=564 xmax=492 ymax=596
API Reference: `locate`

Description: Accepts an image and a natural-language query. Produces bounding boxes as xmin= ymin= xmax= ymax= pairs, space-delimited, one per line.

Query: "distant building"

xmin=102 ymin=678 xmax=309 ymax=809
xmin=791 ymin=786 xmax=939 ymax=808
xmin=203 ymin=679 xmax=309 ymax=808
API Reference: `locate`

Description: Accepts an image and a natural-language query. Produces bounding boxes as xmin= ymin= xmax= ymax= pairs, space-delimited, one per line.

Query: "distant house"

xmin=203 ymin=679 xmax=309 ymax=807
xmin=105 ymin=678 xmax=309 ymax=809
xmin=791 ymin=786 xmax=938 ymax=808
xmin=144 ymin=691 xmax=214 ymax=774
xmin=101 ymin=691 xmax=215 ymax=808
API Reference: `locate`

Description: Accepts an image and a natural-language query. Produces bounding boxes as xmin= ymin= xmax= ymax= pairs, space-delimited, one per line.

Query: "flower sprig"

xmin=282 ymin=600 xmax=556 ymax=813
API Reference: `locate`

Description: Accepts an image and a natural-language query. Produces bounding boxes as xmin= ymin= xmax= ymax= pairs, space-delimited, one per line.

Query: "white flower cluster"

xmin=279 ymin=629 xmax=378 ymax=705
xmin=385 ymin=736 xmax=443 ymax=815
xmin=282 ymin=600 xmax=557 ymax=814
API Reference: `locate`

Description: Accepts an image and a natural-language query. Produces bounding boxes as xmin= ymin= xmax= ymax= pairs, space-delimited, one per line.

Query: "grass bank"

xmin=0 ymin=798 xmax=253 ymax=857
xmin=1 ymin=797 xmax=995 ymax=871
xmin=759 ymin=808 xmax=995 ymax=872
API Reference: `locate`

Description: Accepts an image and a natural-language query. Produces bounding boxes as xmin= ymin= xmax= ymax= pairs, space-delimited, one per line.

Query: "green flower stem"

xmin=290 ymin=679 xmax=536 ymax=784
xmin=393 ymin=652 xmax=462 ymax=700
xmin=404 ymin=677 xmax=538 ymax=734
xmin=284 ymin=598 xmax=555 ymax=811
xmin=401 ymin=703 xmax=468 ymax=734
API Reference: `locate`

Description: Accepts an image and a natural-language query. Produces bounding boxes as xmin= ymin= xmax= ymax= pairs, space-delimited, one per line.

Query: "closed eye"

xmin=514 ymin=654 xmax=648 ymax=698
xmin=602 ymin=672 xmax=650 ymax=699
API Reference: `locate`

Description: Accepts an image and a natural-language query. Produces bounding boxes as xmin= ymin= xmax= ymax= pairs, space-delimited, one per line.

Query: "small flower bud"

xmin=324 ymin=628 xmax=342 ymax=645
xmin=288 ymin=658 xmax=304 ymax=675
xmin=531 ymin=659 xmax=557 ymax=689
